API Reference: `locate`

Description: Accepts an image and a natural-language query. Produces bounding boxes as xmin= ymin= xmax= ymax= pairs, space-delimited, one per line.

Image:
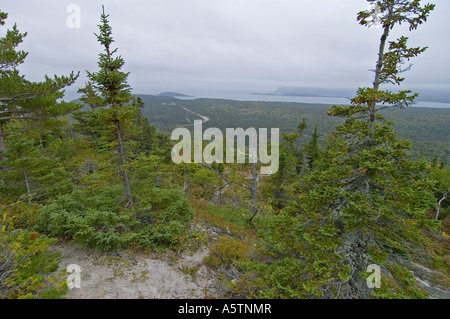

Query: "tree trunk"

xmin=85 ymin=156 xmax=91 ymax=174
xmin=183 ymin=180 xmax=190 ymax=195
xmin=369 ymin=24 xmax=390 ymax=133
xmin=300 ymin=151 xmax=309 ymax=176
xmin=369 ymin=4 xmax=394 ymax=133
xmin=0 ymin=123 xmax=6 ymax=161
xmin=115 ymin=120 xmax=133 ymax=207
xmin=436 ymin=189 xmax=449 ymax=220
xmin=23 ymin=168 xmax=31 ymax=203
xmin=248 ymin=161 xmax=258 ymax=222
xmin=39 ymin=133 xmax=44 ymax=149
xmin=373 ymin=26 xmax=390 ymax=91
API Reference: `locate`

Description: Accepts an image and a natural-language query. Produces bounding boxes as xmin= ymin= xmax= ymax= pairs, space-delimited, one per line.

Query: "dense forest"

xmin=138 ymin=95 xmax=450 ymax=165
xmin=1 ymin=1 xmax=449 ymax=300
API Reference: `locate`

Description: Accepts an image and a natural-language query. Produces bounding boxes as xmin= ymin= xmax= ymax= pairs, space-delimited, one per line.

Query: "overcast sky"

xmin=1 ymin=0 xmax=449 ymax=98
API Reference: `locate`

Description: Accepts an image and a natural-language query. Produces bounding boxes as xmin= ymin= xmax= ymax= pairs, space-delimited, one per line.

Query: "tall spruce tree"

xmin=329 ymin=0 xmax=435 ymax=133
xmin=79 ymin=6 xmax=139 ymax=207
xmin=315 ymin=0 xmax=437 ymax=298
xmin=257 ymin=0 xmax=441 ymax=299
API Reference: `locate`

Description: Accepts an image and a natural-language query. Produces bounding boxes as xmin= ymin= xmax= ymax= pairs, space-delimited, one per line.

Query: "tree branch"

xmin=0 ymin=92 xmax=45 ymax=102
xmin=0 ymin=114 xmax=51 ymax=121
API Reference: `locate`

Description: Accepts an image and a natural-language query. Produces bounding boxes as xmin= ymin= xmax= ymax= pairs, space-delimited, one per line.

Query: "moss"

xmin=179 ymin=265 xmax=200 ymax=280
xmin=101 ymin=256 xmax=132 ymax=268
xmin=99 ymin=255 xmax=132 ymax=278
xmin=131 ymin=270 xmax=150 ymax=284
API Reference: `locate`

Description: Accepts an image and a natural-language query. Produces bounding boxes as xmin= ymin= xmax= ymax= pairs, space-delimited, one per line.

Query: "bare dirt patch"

xmin=53 ymin=243 xmax=223 ymax=299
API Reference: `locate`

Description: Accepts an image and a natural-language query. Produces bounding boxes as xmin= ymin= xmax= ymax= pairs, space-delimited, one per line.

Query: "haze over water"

xmin=176 ymin=91 xmax=450 ymax=109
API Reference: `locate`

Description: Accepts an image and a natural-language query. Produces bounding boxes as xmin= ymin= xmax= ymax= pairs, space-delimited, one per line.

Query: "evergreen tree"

xmin=311 ymin=0 xmax=438 ymax=298
xmin=0 ymin=11 xmax=80 ymax=200
xmin=0 ymin=123 xmax=73 ymax=204
xmin=78 ymin=6 xmax=140 ymax=207
xmin=430 ymin=167 xmax=450 ymax=220
xmin=0 ymin=12 xmax=79 ymax=299
xmin=257 ymin=0 xmax=440 ymax=299
xmin=0 ymin=11 xmax=79 ymax=151
xmin=269 ymin=119 xmax=307 ymax=209
xmin=350 ymin=0 xmax=435 ymax=134
xmin=307 ymin=125 xmax=321 ymax=168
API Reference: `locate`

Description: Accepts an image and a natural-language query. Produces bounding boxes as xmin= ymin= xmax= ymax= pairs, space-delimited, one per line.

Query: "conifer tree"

xmin=329 ymin=0 xmax=435 ymax=134
xmin=268 ymin=120 xmax=307 ymax=209
xmin=307 ymin=125 xmax=321 ymax=168
xmin=258 ymin=0 xmax=440 ymax=299
xmin=79 ymin=6 xmax=139 ymax=207
xmin=0 ymin=11 xmax=80 ymax=200
xmin=311 ymin=0 xmax=437 ymax=298
xmin=0 ymin=11 xmax=79 ymax=154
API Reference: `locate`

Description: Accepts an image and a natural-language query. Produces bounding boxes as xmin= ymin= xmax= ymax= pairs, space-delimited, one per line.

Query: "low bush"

xmin=1 ymin=214 xmax=67 ymax=299
xmin=37 ymin=185 xmax=194 ymax=251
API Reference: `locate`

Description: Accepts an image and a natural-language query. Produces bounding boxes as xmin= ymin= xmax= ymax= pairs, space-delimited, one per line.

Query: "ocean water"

xmin=178 ymin=91 xmax=450 ymax=109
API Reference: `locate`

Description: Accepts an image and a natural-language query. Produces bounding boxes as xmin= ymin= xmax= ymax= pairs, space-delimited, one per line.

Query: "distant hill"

xmin=157 ymin=92 xmax=193 ymax=98
xmin=264 ymin=87 xmax=450 ymax=104
xmin=271 ymin=87 xmax=355 ymax=98
xmin=413 ymin=89 xmax=450 ymax=104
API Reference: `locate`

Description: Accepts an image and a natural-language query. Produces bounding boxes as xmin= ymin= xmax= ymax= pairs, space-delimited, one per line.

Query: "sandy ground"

xmin=53 ymin=243 xmax=222 ymax=299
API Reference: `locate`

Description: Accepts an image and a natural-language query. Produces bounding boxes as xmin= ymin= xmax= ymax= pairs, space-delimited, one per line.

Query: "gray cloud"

xmin=1 ymin=0 xmax=448 ymax=98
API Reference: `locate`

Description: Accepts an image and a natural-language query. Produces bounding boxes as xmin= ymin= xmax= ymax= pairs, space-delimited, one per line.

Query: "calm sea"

xmin=178 ymin=91 xmax=450 ymax=109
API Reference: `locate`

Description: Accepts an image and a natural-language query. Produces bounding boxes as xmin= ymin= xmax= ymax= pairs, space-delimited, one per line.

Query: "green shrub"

xmin=1 ymin=201 xmax=41 ymax=231
xmin=0 ymin=228 xmax=67 ymax=299
xmin=37 ymin=185 xmax=194 ymax=251
xmin=204 ymin=235 xmax=250 ymax=267
xmin=136 ymin=221 xmax=189 ymax=248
